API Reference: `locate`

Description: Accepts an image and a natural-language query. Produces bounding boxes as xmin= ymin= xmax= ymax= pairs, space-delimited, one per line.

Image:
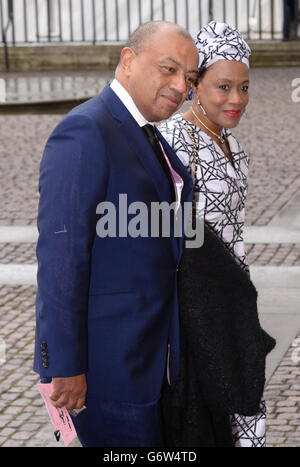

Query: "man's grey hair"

xmin=125 ymin=21 xmax=194 ymax=54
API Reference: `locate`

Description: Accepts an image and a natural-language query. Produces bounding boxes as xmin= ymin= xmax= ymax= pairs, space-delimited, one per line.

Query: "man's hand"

xmin=49 ymin=374 xmax=87 ymax=411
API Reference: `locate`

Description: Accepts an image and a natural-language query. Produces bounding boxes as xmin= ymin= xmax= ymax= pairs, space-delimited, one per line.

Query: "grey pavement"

xmin=0 ymin=67 xmax=300 ymax=447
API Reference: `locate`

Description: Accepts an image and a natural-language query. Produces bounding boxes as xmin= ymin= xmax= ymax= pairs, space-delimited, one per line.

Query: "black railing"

xmin=0 ymin=0 xmax=299 ymax=46
xmin=1 ymin=0 xmax=13 ymax=70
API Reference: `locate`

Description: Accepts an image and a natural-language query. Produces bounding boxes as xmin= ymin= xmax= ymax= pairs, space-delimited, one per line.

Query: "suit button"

xmin=41 ymin=342 xmax=47 ymax=349
xmin=41 ymin=350 xmax=47 ymax=356
xmin=42 ymin=354 xmax=49 ymax=365
xmin=43 ymin=362 xmax=49 ymax=368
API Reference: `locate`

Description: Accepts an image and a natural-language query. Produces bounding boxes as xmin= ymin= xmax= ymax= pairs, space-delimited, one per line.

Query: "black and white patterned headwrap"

xmin=187 ymin=21 xmax=251 ymax=100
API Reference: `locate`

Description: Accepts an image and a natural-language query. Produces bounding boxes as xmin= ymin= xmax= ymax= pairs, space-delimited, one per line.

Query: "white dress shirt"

xmin=110 ymin=79 xmax=183 ymax=212
xmin=110 ymin=78 xmax=153 ymax=127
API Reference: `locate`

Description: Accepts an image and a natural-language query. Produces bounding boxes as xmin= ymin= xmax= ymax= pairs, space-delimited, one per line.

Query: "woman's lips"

xmin=224 ymin=110 xmax=242 ymax=118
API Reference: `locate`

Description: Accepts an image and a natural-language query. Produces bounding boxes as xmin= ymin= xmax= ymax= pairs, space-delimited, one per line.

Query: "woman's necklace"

xmin=190 ymin=107 xmax=232 ymax=161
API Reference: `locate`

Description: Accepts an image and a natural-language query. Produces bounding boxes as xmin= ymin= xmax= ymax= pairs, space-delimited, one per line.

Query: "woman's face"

xmin=194 ymin=60 xmax=250 ymax=131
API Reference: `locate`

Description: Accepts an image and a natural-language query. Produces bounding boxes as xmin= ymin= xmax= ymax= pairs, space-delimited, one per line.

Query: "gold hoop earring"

xmin=197 ymin=98 xmax=207 ymax=116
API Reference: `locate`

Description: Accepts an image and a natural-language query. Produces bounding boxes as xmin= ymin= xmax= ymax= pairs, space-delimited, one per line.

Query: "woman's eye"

xmin=219 ymin=84 xmax=229 ymax=91
xmin=241 ymin=85 xmax=249 ymax=92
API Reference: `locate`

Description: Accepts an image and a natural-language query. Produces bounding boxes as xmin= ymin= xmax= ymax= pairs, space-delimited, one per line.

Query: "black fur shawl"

xmin=161 ymin=223 xmax=276 ymax=447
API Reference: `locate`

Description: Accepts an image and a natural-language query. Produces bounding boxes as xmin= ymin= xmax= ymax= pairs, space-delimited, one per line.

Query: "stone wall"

xmin=0 ymin=44 xmax=123 ymax=73
xmin=1 ymin=41 xmax=300 ymax=73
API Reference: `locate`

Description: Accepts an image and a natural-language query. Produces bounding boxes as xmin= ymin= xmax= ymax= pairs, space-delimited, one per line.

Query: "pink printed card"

xmin=37 ymin=382 xmax=77 ymax=447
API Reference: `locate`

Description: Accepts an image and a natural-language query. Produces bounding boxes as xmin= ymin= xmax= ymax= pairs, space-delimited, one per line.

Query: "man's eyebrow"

xmin=164 ymin=57 xmax=199 ymax=74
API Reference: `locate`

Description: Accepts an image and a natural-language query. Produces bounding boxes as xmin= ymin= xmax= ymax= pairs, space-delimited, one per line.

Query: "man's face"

xmin=122 ymin=30 xmax=199 ymax=122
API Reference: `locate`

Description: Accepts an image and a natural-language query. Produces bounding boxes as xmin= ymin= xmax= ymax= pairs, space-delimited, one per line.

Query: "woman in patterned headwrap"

xmin=159 ymin=22 xmax=275 ymax=448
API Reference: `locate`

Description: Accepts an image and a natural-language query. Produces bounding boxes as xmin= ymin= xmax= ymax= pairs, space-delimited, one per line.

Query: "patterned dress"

xmin=159 ymin=113 xmax=267 ymax=448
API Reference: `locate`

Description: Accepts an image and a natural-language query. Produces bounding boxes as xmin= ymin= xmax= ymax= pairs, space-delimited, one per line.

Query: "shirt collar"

xmin=110 ymin=78 xmax=154 ymax=128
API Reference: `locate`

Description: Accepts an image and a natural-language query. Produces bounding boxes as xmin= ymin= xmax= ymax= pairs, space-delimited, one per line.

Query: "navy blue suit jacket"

xmin=34 ymin=85 xmax=194 ymax=408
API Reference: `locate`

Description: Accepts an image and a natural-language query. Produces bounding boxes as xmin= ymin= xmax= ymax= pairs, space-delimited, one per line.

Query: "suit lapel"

xmin=100 ymin=85 xmax=194 ymax=258
xmin=156 ymin=127 xmax=194 ymax=206
xmin=122 ymin=118 xmax=174 ymax=204
xmin=100 ymin=85 xmax=172 ymax=205
xmin=157 ymin=128 xmax=194 ymax=258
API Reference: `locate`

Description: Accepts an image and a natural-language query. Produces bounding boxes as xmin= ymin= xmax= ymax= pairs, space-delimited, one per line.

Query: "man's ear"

xmin=119 ymin=47 xmax=137 ymax=77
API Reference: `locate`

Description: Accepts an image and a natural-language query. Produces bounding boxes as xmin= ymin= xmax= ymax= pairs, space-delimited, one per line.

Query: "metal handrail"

xmin=0 ymin=0 xmax=299 ymax=49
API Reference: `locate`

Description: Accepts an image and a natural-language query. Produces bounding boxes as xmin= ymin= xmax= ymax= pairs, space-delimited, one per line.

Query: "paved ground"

xmin=0 ymin=67 xmax=300 ymax=447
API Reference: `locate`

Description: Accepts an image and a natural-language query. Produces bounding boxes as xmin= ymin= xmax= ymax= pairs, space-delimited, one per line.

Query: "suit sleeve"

xmin=33 ymin=113 xmax=109 ymax=378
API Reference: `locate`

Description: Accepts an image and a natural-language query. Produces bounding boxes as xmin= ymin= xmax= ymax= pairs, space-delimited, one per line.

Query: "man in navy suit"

xmin=34 ymin=21 xmax=199 ymax=447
